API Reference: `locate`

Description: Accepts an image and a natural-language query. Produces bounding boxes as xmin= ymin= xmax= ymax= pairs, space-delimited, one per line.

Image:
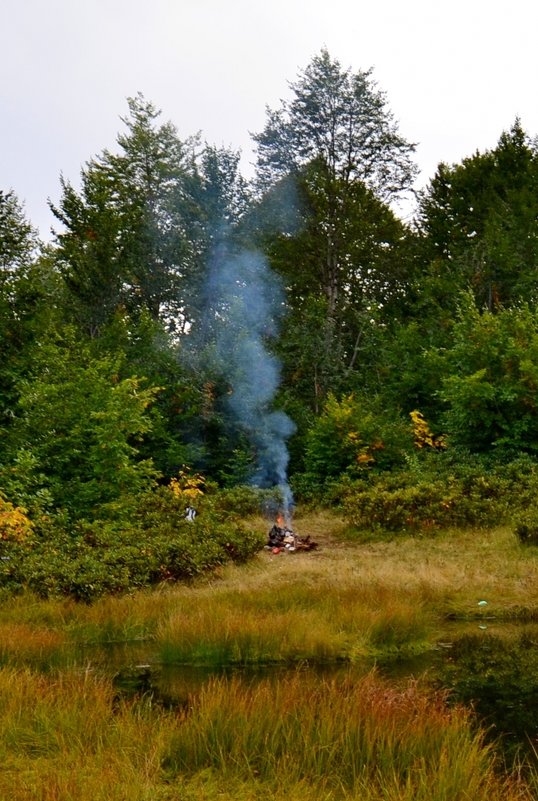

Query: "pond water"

xmin=59 ymin=619 xmax=538 ymax=763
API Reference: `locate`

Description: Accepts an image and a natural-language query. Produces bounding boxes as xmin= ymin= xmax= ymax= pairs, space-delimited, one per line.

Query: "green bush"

xmin=1 ymin=337 xmax=160 ymax=523
xmin=513 ymin=509 xmax=538 ymax=545
xmin=209 ymin=485 xmax=283 ymax=519
xmin=343 ymin=481 xmax=445 ymax=532
xmin=339 ymin=453 xmax=538 ymax=533
xmin=0 ymin=486 xmax=264 ymax=601
xmin=300 ymin=393 xmax=409 ymax=489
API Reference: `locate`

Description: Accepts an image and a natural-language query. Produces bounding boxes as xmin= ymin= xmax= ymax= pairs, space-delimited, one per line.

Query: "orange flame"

xmin=276 ymin=513 xmax=284 ymax=528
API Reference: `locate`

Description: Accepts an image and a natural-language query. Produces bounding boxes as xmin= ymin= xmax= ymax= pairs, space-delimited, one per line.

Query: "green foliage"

xmin=514 ymin=508 xmax=538 ymax=545
xmin=0 ymin=191 xmax=49 ymax=436
xmin=6 ymin=94 xmax=538 ymax=588
xmin=0 ymin=190 xmax=38 ymax=276
xmin=267 ymin=190 xmax=414 ymax=412
xmin=379 ymin=120 xmax=538 ymax=435
xmin=1 ymin=331 xmax=159 ymax=520
xmin=340 ymin=453 xmax=538 ymax=533
xmin=436 ymin=297 xmax=538 ymax=454
xmin=51 ymin=95 xmax=251 ymax=340
xmin=0 ymin=485 xmax=264 ymax=601
xmin=209 ymin=485 xmax=283 ymax=518
xmin=417 ymin=120 xmax=538 ymax=311
xmin=250 ymin=50 xmax=418 ymax=415
xmin=254 ymin=48 xmax=417 ymax=198
xmin=51 ymin=94 xmax=203 ymax=334
xmin=297 ymin=393 xmax=409 ymax=496
xmin=138 ymin=483 xmax=264 ymax=563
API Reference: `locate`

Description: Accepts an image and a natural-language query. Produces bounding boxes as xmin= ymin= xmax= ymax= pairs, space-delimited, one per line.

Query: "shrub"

xmin=211 ymin=485 xmax=284 ymax=518
xmin=3 ymin=340 xmax=161 ymax=523
xmin=343 ymin=480 xmax=445 ymax=532
xmin=0 ymin=484 xmax=264 ymax=601
xmin=301 ymin=393 xmax=409 ymax=489
xmin=340 ymin=453 xmax=535 ymax=533
xmin=514 ymin=509 xmax=538 ymax=545
xmin=0 ymin=496 xmax=33 ymax=543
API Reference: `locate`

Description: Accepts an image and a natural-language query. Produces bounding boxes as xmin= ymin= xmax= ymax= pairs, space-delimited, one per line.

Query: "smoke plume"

xmin=194 ymin=236 xmax=295 ymax=511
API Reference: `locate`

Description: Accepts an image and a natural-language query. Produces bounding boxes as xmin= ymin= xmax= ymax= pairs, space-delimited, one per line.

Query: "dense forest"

xmin=3 ymin=49 xmax=538 ymax=598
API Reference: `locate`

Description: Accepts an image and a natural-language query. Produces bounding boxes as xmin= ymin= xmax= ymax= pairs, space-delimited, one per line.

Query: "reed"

xmin=0 ymin=666 xmax=174 ymax=801
xmin=164 ymin=669 xmax=532 ymax=800
xmin=158 ymin=601 xmax=349 ymax=665
xmin=0 ymin=664 xmax=534 ymax=800
xmin=62 ymin=590 xmax=163 ymax=643
xmin=0 ymin=592 xmax=80 ymax=628
xmin=156 ymin=582 xmax=433 ymax=666
xmin=0 ymin=622 xmax=67 ymax=668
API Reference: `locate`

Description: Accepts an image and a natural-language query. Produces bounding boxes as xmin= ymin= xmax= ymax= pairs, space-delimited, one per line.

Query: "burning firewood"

xmin=266 ymin=519 xmax=318 ymax=553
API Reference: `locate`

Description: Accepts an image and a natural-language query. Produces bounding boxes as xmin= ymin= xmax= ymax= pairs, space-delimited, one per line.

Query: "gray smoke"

xmin=198 ymin=238 xmax=295 ymax=511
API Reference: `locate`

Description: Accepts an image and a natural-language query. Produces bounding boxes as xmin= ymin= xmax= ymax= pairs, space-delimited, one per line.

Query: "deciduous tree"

xmin=250 ymin=51 xmax=418 ymax=414
xmin=253 ymin=48 xmax=417 ymax=200
xmin=436 ymin=296 xmax=538 ymax=454
xmin=416 ymin=120 xmax=538 ymax=311
xmin=2 ymin=331 xmax=159 ymax=520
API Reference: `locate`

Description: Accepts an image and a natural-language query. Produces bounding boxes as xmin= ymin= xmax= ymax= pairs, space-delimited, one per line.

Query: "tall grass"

xmin=164 ymin=670 xmax=533 ymax=800
xmin=0 ymin=666 xmax=173 ymax=801
xmin=2 ymin=520 xmax=536 ymax=670
xmin=1 ymin=512 xmax=537 ymax=799
xmin=156 ymin=583 xmax=433 ymax=666
xmin=0 ymin=622 xmax=67 ymax=669
xmin=0 ymin=665 xmax=533 ymax=801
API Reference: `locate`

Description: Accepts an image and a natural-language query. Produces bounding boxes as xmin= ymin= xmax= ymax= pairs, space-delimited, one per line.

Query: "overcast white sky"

xmin=2 ymin=0 xmax=537 ymax=238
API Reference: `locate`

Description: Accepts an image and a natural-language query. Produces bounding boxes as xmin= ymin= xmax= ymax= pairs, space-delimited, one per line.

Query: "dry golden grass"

xmin=2 ymin=510 xmax=538 ymax=667
xmin=161 ymin=512 xmax=538 ymax=632
xmin=238 ymin=513 xmax=538 ymax=616
xmin=0 ymin=665 xmax=533 ymax=801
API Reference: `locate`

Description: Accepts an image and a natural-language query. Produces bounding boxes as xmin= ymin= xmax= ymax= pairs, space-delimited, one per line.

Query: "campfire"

xmin=266 ymin=513 xmax=317 ymax=553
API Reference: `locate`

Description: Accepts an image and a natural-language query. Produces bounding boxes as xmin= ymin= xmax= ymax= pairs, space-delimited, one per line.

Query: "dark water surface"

xmin=62 ymin=619 xmax=538 ymax=763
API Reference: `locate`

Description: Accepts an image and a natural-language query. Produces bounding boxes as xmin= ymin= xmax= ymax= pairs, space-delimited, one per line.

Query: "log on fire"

xmin=266 ymin=523 xmax=318 ymax=553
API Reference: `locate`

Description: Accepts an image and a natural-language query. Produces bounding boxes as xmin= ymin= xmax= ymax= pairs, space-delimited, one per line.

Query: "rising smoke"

xmin=193 ymin=235 xmax=296 ymax=513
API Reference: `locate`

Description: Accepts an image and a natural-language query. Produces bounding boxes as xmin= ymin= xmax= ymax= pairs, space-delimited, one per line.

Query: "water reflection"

xmin=95 ymin=619 xmax=538 ymax=760
xmin=73 ymin=620 xmax=538 ymax=691
xmin=58 ymin=621 xmax=538 ymax=764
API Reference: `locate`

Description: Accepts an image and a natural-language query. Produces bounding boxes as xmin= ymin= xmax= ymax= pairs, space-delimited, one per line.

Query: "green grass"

xmin=0 ymin=665 xmax=534 ymax=801
xmin=154 ymin=582 xmax=434 ymax=666
xmin=164 ymin=670 xmax=524 ymax=800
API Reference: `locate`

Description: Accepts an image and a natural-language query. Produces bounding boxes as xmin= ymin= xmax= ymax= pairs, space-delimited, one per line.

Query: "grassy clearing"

xmin=151 ymin=512 xmax=538 ymax=665
xmin=1 ymin=510 xmax=538 ymax=669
